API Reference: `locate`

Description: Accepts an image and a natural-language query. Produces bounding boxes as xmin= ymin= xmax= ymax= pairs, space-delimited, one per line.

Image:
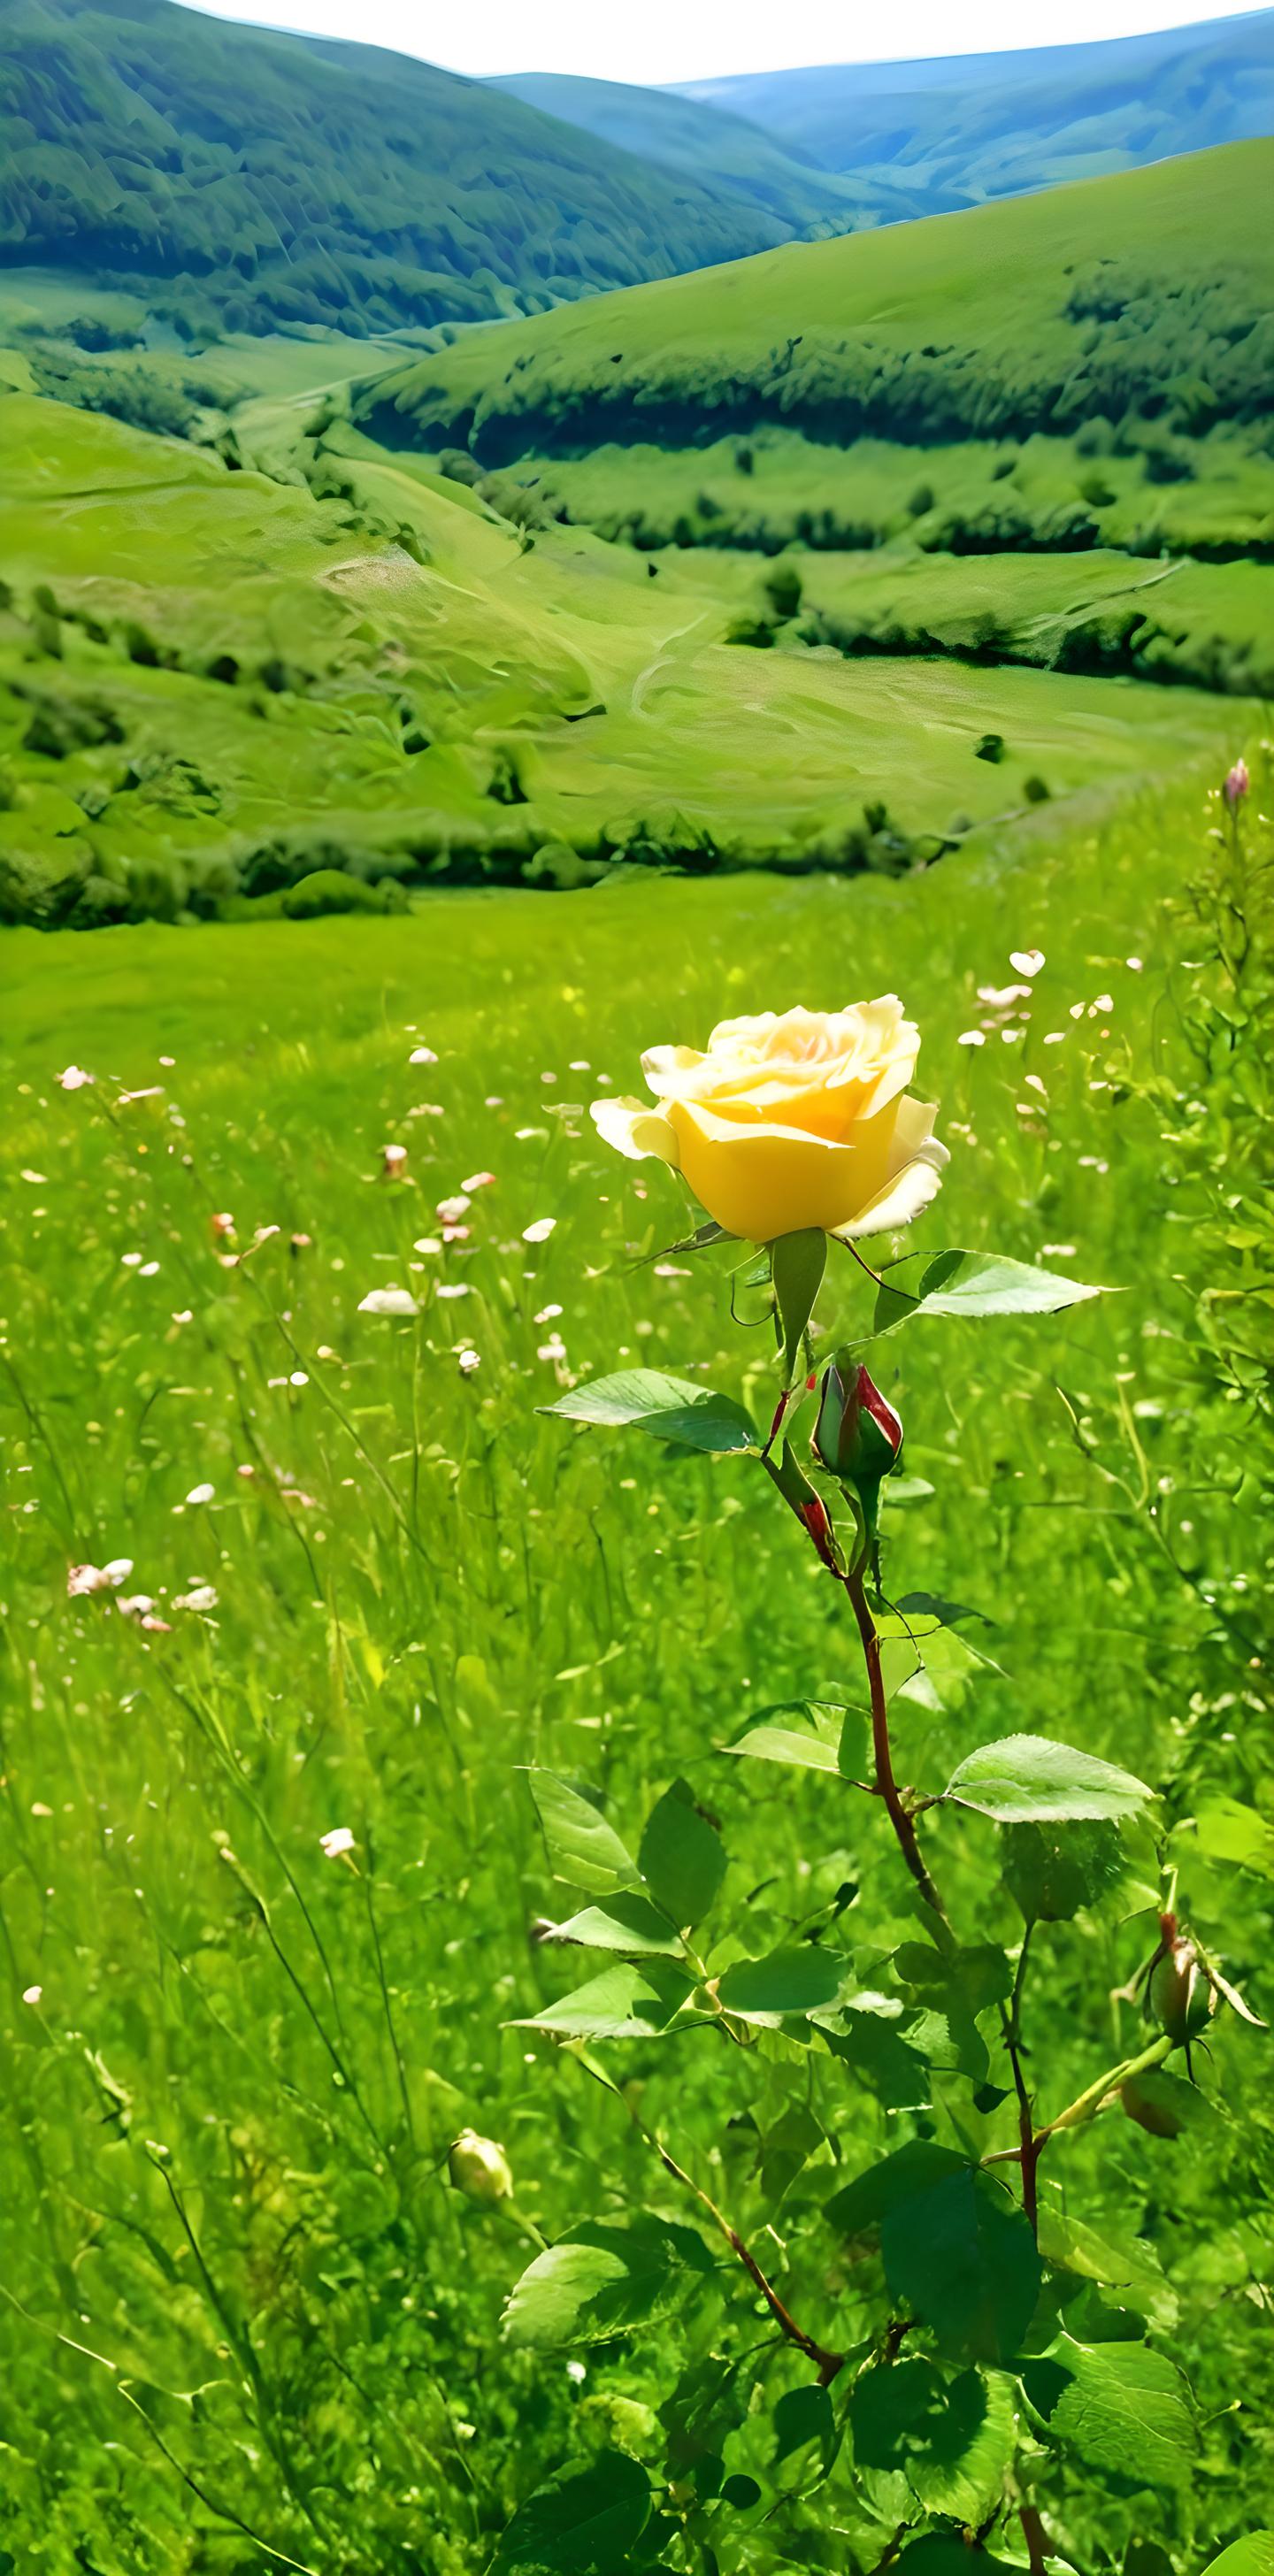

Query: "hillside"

xmin=487 ymin=73 xmax=931 ymax=233
xmin=675 ymin=10 xmax=1274 ymax=203
xmin=0 ymin=0 xmax=802 ymax=341
xmin=355 ymin=144 xmax=1274 ymax=461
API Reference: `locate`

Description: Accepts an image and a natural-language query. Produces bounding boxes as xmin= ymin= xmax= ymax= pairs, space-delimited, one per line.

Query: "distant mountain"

xmin=0 ymin=0 xmax=809 ymax=341
xmin=672 ymin=10 xmax=1274 ymax=203
xmin=488 ymin=73 xmax=932 ymax=234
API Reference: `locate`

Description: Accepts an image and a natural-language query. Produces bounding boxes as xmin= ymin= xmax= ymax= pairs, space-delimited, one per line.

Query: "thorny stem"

xmin=842 ymin=1569 xmax=950 ymax=1932
xmin=580 ymin=2058 xmax=846 ymax=2384
xmin=1003 ymin=1926 xmax=1040 ymax=2235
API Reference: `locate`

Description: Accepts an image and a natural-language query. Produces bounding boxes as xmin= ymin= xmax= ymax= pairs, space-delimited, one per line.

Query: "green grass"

xmin=2 ymin=768 xmax=1270 ymax=2568
xmin=512 ymin=426 xmax=1274 ymax=562
xmin=0 ymin=388 xmax=1262 ymax=927
xmin=357 ymin=144 xmax=1274 ymax=461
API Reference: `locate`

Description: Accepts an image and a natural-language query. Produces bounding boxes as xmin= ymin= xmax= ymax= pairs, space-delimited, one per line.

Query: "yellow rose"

xmin=591 ymin=1000 xmax=948 ymax=1244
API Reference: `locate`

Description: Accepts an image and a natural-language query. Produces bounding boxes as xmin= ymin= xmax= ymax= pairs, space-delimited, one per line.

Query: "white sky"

xmin=179 ymin=0 xmax=1259 ymax=88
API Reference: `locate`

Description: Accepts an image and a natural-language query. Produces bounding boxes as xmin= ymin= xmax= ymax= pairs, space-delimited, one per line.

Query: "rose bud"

xmin=813 ymin=1362 xmax=903 ymax=1535
xmin=1223 ymin=757 xmax=1249 ymax=814
xmin=1149 ymin=1913 xmax=1214 ymax=2058
xmin=447 ymin=2128 xmax=514 ymax=2205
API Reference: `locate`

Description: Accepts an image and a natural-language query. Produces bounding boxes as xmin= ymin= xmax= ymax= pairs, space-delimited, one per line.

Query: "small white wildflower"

xmin=436 ymin=1282 xmax=471 ymax=1300
xmin=523 ymin=1217 xmax=556 ymax=1244
xmin=409 ymin=1045 xmax=438 ymax=1065
xmin=534 ymin=1303 xmax=564 ymax=1323
xmin=1009 ymin=948 xmax=1045 ymax=977
xmin=436 ymin=1193 xmax=472 ymax=1223
xmin=185 ymin=1483 xmax=215 ymax=1506
xmin=462 ymin=1171 xmax=496 ymax=1192
xmin=319 ymin=1827 xmax=356 ymax=1859
xmin=358 ymin=1286 xmax=419 ymax=1316
xmin=21 ymin=1984 xmax=42 ymax=2006
xmin=174 ymin=1585 xmax=219 ymax=1614
xmin=956 ymin=1029 xmax=986 ymax=1047
xmin=412 ymin=1236 xmax=442 ymax=1256
xmin=57 ymin=1065 xmax=95 ymax=1091
xmin=457 ymin=1346 xmax=480 ymax=1376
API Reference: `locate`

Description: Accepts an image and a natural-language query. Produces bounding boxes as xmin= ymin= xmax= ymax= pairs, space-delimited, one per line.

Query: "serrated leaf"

xmin=849 ymin=2359 xmax=1016 ymax=2525
xmin=548 ymin=1892 xmax=684 ymax=1958
xmin=771 ymin=1227 xmax=827 ymax=1388
xmin=825 ymin=2141 xmax=969 ymax=2238
xmin=503 ymin=2215 xmax=716 ymax=2351
xmin=513 ymin=1960 xmax=695 ymax=2041
xmin=1038 ymin=2207 xmax=1178 ymax=2330
xmin=1021 ymin=2334 xmax=1195 ymax=2489
xmin=490 ymin=2449 xmax=651 ymax=2572
xmin=871 ymin=1246 xmax=1102 ymax=1338
xmin=539 ymin=1368 xmax=756 ymax=1453
xmin=716 ymin=1944 xmax=852 ymax=2026
xmin=882 ymin=2168 xmax=1041 ymax=2366
xmin=1002 ymin=1818 xmax=1125 ymax=1923
xmin=638 ymin=1780 xmax=725 ymax=1931
xmin=945 ymin=1734 xmax=1152 ymax=1824
xmin=529 ymin=1770 xmax=641 ymax=1896
xmin=724 ymin=1698 xmax=868 ymax=1779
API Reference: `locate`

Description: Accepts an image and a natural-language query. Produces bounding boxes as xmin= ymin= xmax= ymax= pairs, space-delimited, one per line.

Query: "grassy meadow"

xmin=3 ymin=759 xmax=1271 ymax=2569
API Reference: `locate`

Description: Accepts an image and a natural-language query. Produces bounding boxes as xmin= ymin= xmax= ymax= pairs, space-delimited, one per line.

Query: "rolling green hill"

xmin=355 ymin=143 xmax=1274 ymax=461
xmin=0 ymin=0 xmax=805 ymax=341
xmin=487 ymin=73 xmax=931 ymax=234
xmin=674 ymin=10 xmax=1274 ymax=202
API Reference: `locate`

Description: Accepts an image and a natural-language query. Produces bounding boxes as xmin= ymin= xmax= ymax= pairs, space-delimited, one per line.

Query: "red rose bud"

xmin=813 ymin=1363 xmax=903 ymax=1532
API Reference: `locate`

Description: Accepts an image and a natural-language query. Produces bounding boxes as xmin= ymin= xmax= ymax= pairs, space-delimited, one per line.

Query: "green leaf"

xmin=1200 ymin=2542 xmax=1274 ymax=2576
xmin=638 ymin=1780 xmax=726 ymax=1931
xmin=771 ymin=1227 xmax=827 ymax=1388
xmin=1037 ymin=2206 xmax=1178 ymax=2331
xmin=1021 ymin=2334 xmax=1195 ymax=2488
xmin=848 ymin=2359 xmax=1016 ymax=2524
xmin=892 ymin=1941 xmax=1012 ymax=2082
xmin=881 ymin=2168 xmax=1041 ymax=2365
xmin=716 ymin=1945 xmax=853 ymax=2027
xmin=771 ymin=2381 xmax=835 ymax=2469
xmin=548 ymin=1892 xmax=685 ymax=1958
xmin=1194 ymin=1797 xmax=1274 ymax=1878
xmin=490 ymin=2450 xmax=651 ymax=2572
xmin=871 ymin=1246 xmax=1103 ymax=1338
xmin=529 ymin=1770 xmax=641 ymax=1896
xmin=724 ymin=1698 xmax=868 ymax=1780
xmin=512 ymin=1961 xmax=695 ymax=2041
xmin=825 ymin=2141 xmax=969 ymax=2238
xmin=503 ymin=2215 xmax=716 ymax=2351
xmin=1002 ymin=1818 xmax=1125 ymax=1923
xmin=539 ymin=1368 xmax=756 ymax=1453
xmin=894 ymin=2544 xmax=1020 ymax=2576
xmin=945 ymin=1733 xmax=1153 ymax=1824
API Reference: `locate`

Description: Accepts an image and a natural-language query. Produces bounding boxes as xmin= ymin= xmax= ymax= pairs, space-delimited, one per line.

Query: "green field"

xmin=358 ymin=144 xmax=1274 ymax=458
xmin=3 ymin=760 xmax=1271 ymax=2570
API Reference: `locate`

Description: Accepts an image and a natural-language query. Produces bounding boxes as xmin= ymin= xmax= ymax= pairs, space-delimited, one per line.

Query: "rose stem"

xmin=842 ymin=1568 xmax=950 ymax=1930
xmin=580 ymin=2059 xmax=845 ymax=2383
